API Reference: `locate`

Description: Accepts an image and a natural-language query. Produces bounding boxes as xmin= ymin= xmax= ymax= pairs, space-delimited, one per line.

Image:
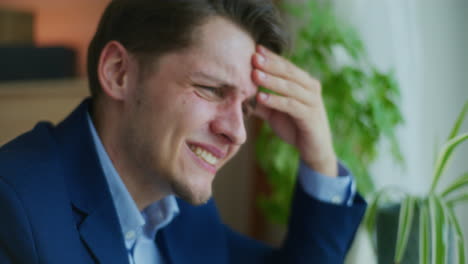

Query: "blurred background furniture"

xmin=0 ymin=46 xmax=76 ymax=81
xmin=0 ymin=7 xmax=76 ymax=81
xmin=0 ymin=7 xmax=33 ymax=44
xmin=0 ymin=79 xmax=88 ymax=145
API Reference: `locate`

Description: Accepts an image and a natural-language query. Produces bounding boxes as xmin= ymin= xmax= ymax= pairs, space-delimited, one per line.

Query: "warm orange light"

xmin=0 ymin=0 xmax=111 ymax=76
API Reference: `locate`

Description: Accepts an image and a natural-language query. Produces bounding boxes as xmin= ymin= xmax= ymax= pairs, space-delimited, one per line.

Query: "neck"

xmin=91 ymin=97 xmax=172 ymax=210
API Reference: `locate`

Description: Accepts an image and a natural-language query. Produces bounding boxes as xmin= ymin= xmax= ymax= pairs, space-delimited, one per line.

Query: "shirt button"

xmin=125 ymin=230 xmax=136 ymax=240
xmin=331 ymin=196 xmax=342 ymax=204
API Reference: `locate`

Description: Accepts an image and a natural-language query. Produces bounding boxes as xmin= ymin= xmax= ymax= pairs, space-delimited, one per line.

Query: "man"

xmin=0 ymin=0 xmax=366 ymax=263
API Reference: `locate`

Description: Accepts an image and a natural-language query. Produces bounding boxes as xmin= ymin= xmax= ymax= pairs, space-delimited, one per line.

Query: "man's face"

xmin=122 ymin=17 xmax=257 ymax=205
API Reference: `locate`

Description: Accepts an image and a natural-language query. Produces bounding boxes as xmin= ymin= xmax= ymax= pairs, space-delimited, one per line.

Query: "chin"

xmin=170 ymin=176 xmax=213 ymax=206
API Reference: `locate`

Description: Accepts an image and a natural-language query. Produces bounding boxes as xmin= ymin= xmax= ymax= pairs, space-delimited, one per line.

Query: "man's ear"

xmin=97 ymin=41 xmax=134 ymax=101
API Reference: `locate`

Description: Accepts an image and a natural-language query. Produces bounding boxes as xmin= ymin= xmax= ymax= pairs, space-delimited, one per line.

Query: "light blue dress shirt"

xmin=87 ymin=114 xmax=179 ymax=264
xmin=298 ymin=160 xmax=356 ymax=206
xmin=87 ymin=113 xmax=355 ymax=264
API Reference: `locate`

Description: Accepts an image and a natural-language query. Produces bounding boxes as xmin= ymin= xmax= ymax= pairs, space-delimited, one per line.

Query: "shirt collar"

xmin=86 ymin=112 xmax=179 ymax=247
xmin=142 ymin=195 xmax=179 ymax=239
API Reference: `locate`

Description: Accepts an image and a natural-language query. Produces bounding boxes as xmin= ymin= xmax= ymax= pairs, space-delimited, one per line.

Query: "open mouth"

xmin=188 ymin=144 xmax=220 ymax=166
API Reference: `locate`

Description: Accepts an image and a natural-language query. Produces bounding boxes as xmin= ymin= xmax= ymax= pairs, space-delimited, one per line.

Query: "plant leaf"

xmin=364 ymin=191 xmax=386 ymax=233
xmin=448 ymin=100 xmax=468 ymax=140
xmin=456 ymin=238 xmax=466 ymax=264
xmin=364 ymin=187 xmax=406 ymax=255
xmin=447 ymin=193 xmax=468 ymax=206
xmin=445 ymin=204 xmax=465 ymax=264
xmin=363 ymin=187 xmax=405 ymax=233
xmin=430 ymin=133 xmax=468 ymax=192
xmin=441 ymin=172 xmax=468 ymax=197
xmin=394 ymin=196 xmax=416 ymax=262
xmin=419 ymin=201 xmax=430 ymax=264
xmin=435 ymin=196 xmax=450 ymax=264
xmin=429 ymin=195 xmax=448 ymax=264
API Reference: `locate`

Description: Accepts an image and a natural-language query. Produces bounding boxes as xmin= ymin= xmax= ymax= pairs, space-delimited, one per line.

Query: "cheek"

xmin=228 ymin=145 xmax=241 ymax=159
xmin=150 ymin=92 xmax=218 ymax=162
xmin=180 ymin=93 xmax=218 ymax=125
xmin=143 ymin=89 xmax=219 ymax=144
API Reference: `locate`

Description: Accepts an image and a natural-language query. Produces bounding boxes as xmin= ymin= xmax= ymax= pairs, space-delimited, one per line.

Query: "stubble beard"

xmin=169 ymin=175 xmax=213 ymax=206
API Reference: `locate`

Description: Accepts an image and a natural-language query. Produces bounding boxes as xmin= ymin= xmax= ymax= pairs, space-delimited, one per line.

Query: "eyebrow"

xmin=191 ymin=71 xmax=233 ymax=88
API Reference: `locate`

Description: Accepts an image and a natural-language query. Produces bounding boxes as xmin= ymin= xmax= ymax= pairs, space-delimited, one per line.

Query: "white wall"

xmin=335 ymin=0 xmax=468 ymax=257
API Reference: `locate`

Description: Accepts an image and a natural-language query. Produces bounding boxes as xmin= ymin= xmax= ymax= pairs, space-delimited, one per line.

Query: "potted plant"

xmin=255 ymin=0 xmax=404 ymax=226
xmin=364 ymin=101 xmax=468 ymax=264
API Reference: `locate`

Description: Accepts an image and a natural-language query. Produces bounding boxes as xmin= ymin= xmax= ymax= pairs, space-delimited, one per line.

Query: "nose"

xmin=210 ymin=103 xmax=247 ymax=145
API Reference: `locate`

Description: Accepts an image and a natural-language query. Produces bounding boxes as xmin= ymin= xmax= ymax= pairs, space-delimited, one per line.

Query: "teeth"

xmin=190 ymin=145 xmax=219 ymax=165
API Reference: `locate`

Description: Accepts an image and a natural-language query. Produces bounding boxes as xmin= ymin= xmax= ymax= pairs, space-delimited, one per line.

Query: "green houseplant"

xmin=255 ymin=0 xmax=404 ymax=225
xmin=365 ymin=101 xmax=468 ymax=264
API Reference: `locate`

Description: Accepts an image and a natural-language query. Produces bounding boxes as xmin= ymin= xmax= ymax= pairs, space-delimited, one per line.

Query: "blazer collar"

xmin=54 ymin=99 xmax=129 ymax=264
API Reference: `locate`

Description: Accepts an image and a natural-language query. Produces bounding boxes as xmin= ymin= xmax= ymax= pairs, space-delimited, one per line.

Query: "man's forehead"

xmin=144 ymin=16 xmax=259 ymax=99
xmin=190 ymin=18 xmax=257 ymax=91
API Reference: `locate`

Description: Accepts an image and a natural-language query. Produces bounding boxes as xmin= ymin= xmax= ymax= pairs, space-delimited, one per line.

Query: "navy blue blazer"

xmin=0 ymin=100 xmax=366 ymax=264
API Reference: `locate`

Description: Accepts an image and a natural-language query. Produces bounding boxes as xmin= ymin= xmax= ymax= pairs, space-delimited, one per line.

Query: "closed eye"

xmin=194 ymin=85 xmax=225 ymax=99
xmin=197 ymin=85 xmax=217 ymax=93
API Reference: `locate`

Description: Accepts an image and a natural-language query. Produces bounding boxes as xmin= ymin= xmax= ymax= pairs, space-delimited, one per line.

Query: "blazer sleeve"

xmin=225 ymin=183 xmax=367 ymax=264
xmin=0 ymin=177 xmax=38 ymax=264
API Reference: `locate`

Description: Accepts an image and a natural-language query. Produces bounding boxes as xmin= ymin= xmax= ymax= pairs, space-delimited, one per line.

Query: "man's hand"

xmin=251 ymin=46 xmax=338 ymax=177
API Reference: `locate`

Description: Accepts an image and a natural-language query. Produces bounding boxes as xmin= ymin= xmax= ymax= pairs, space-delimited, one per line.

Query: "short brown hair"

xmin=87 ymin=0 xmax=288 ymax=98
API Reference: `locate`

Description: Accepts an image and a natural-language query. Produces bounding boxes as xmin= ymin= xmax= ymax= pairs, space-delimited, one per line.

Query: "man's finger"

xmin=254 ymin=46 xmax=319 ymax=92
xmin=253 ymin=69 xmax=316 ymax=106
xmin=256 ymin=92 xmax=308 ymax=122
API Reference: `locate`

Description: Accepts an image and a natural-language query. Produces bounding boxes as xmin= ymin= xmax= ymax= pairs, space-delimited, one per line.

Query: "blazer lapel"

xmin=78 ymin=197 xmax=129 ymax=264
xmin=54 ymin=99 xmax=128 ymax=264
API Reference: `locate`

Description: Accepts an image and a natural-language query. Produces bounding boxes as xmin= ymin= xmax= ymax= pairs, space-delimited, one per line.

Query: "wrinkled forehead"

xmin=187 ymin=17 xmax=258 ymax=97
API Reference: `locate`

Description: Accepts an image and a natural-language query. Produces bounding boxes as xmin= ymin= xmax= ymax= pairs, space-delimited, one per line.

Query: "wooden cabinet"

xmin=0 ymin=78 xmax=89 ymax=144
xmin=0 ymin=8 xmax=33 ymax=45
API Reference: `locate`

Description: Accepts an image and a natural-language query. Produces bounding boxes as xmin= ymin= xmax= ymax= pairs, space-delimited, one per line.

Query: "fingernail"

xmin=259 ymin=92 xmax=269 ymax=101
xmin=258 ymin=45 xmax=267 ymax=55
xmin=257 ymin=54 xmax=266 ymax=65
xmin=258 ymin=71 xmax=266 ymax=79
